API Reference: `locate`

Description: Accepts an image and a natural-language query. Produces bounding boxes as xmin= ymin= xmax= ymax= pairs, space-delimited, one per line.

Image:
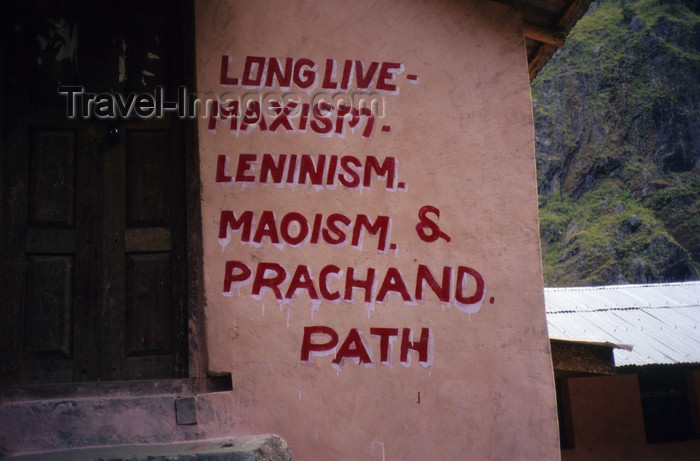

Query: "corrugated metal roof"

xmin=545 ymin=282 xmax=700 ymax=367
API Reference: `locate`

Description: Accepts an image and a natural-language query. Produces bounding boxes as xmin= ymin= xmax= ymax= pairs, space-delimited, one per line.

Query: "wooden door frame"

xmin=0 ymin=0 xmax=210 ymax=389
xmin=178 ymin=0 xmax=208 ymax=383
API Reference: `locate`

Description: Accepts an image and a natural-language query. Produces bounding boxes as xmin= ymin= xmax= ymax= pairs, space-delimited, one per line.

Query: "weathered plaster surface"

xmin=194 ymin=0 xmax=559 ymax=459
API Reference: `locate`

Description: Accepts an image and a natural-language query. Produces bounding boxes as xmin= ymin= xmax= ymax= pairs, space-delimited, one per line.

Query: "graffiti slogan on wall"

xmin=212 ymin=55 xmax=492 ymax=369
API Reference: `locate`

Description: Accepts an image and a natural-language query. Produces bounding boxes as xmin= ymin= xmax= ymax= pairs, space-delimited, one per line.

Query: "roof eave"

xmin=495 ymin=0 xmax=596 ymax=80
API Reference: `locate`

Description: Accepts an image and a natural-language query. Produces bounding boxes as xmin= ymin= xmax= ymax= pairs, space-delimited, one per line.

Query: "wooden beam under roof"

xmin=497 ymin=0 xmax=595 ymax=79
xmin=523 ymin=22 xmax=565 ymax=46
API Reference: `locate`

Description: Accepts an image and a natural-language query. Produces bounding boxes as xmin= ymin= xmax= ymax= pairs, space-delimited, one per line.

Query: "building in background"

xmin=547 ymin=282 xmax=700 ymax=461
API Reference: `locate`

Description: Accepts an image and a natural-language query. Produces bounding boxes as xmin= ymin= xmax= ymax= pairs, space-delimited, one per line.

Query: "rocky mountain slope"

xmin=532 ymin=0 xmax=699 ymax=286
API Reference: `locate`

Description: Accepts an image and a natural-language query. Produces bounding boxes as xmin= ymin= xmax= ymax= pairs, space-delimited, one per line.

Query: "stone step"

xmin=3 ymin=435 xmax=292 ymax=460
xmin=0 ymin=378 xmax=289 ymax=458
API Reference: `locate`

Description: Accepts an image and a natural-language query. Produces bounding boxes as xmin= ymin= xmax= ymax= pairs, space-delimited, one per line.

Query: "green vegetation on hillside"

xmin=533 ymin=0 xmax=699 ymax=286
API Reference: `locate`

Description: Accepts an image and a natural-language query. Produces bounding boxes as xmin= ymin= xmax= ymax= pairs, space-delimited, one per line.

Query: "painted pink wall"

xmin=194 ymin=0 xmax=559 ymax=459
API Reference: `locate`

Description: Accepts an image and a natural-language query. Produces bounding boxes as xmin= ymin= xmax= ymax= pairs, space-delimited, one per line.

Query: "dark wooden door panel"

xmin=22 ymin=254 xmax=74 ymax=361
xmin=28 ymin=130 xmax=76 ymax=228
xmin=21 ymin=253 xmax=74 ymax=387
xmin=125 ymin=252 xmax=173 ymax=357
xmin=125 ymin=130 xmax=173 ymax=228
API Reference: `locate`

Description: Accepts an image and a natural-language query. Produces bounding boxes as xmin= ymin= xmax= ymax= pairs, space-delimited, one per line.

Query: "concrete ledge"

xmin=3 ymin=435 xmax=292 ymax=461
xmin=0 ymin=389 xmax=244 ymax=455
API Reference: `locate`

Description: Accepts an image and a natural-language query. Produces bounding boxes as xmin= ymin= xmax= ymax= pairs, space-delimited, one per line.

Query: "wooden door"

xmin=0 ymin=0 xmax=190 ymax=384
